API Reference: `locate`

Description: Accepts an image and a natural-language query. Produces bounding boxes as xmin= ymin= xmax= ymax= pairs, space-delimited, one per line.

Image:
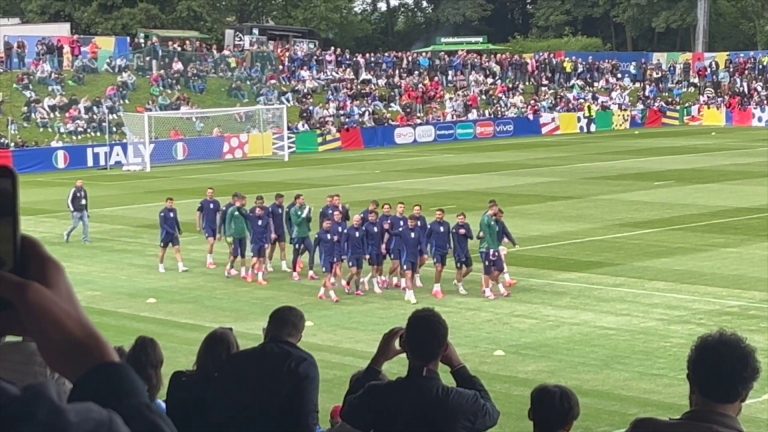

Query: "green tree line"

xmin=1 ymin=0 xmax=766 ymax=51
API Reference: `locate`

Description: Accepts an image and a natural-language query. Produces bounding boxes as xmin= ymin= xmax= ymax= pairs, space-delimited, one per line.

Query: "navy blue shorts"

xmin=231 ymin=238 xmax=247 ymax=259
xmin=432 ymin=253 xmax=447 ymax=267
xmin=251 ymin=243 xmax=267 ymax=258
xmin=271 ymin=230 xmax=286 ymax=244
xmin=454 ymin=255 xmax=473 ymax=269
xmin=402 ymin=260 xmax=418 ymax=273
xmin=321 ymin=257 xmax=337 ymax=274
xmin=483 ymin=250 xmax=504 ymax=275
xmin=203 ymin=226 xmax=217 ymax=239
xmin=367 ymin=252 xmax=383 ymax=266
xmin=347 ymin=256 xmax=363 ymax=269
xmin=160 ymin=234 xmax=180 ymax=249
xmin=389 ymin=246 xmax=402 ymax=261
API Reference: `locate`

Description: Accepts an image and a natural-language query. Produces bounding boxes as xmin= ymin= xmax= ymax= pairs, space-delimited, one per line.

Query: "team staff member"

xmin=64 ymin=179 xmax=91 ymax=244
xmin=225 ymin=194 xmax=251 ymax=280
xmin=196 ymin=187 xmax=221 ymax=269
xmin=583 ymin=100 xmax=595 ymax=134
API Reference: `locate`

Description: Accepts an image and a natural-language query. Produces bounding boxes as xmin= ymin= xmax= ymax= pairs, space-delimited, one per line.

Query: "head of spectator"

xmin=528 ymin=384 xmax=580 ymax=432
xmin=114 ymin=345 xmax=128 ymax=361
xmin=264 ymin=305 xmax=305 ymax=344
xmin=194 ymin=327 xmax=240 ymax=378
xmin=626 ymin=329 xmax=761 ymax=431
xmin=126 ymin=335 xmax=164 ymax=403
xmin=686 ymin=329 xmax=760 ymax=413
xmin=401 ymin=308 xmax=448 ymax=369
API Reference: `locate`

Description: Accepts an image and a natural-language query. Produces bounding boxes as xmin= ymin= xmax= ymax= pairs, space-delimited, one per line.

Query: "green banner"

xmin=596 ymin=110 xmax=613 ymax=131
xmin=295 ymin=131 xmax=319 ymax=154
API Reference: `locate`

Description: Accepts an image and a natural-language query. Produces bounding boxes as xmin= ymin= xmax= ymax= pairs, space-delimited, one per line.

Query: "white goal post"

xmin=121 ymin=105 xmax=292 ymax=171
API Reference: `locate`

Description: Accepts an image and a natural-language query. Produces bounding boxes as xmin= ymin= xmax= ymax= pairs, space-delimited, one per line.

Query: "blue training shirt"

xmin=197 ymin=198 xmax=221 ymax=230
xmin=451 ymin=222 xmax=474 ymax=259
xmin=159 ymin=207 xmax=181 ymax=238
xmin=426 ymin=220 xmax=452 ymax=255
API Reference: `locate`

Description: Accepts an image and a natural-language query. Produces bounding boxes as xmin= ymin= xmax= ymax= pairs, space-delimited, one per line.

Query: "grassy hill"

xmin=0 ymin=71 xmax=303 ymax=145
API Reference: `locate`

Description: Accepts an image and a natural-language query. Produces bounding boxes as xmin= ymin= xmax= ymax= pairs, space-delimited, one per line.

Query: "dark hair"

xmin=194 ymin=327 xmax=240 ymax=378
xmin=404 ymin=308 xmax=448 ymax=364
xmin=369 ymin=210 xmax=379 ymax=217
xmin=165 ymin=197 xmax=174 ymax=202
xmin=256 ymin=195 xmax=264 ymax=201
xmin=435 ymin=208 xmax=445 ymax=213
xmin=413 ymin=203 xmax=422 ymax=210
xmin=397 ymin=201 xmax=405 ymax=206
xmin=497 ymin=208 xmax=504 ymax=215
xmin=488 ymin=199 xmax=497 ymax=205
xmin=370 ymin=200 xmax=380 ymax=207
xmin=528 ymin=384 xmax=580 ymax=432
xmin=382 ymin=202 xmax=391 ymax=209
xmin=332 ymin=194 xmax=340 ymax=199
xmin=294 ymin=193 xmax=303 ymax=201
xmin=408 ymin=214 xmax=418 ymax=221
xmin=232 ymin=192 xmax=240 ymax=199
xmin=207 ymin=187 xmax=214 ymax=191
xmin=114 ymin=345 xmax=128 ymax=361
xmin=126 ymin=336 xmax=164 ymax=401
xmin=275 ymin=193 xmax=284 ymax=200
xmin=266 ymin=306 xmax=305 ymax=342
xmin=457 ymin=212 xmax=466 ymax=218
xmin=687 ymin=329 xmax=761 ymax=404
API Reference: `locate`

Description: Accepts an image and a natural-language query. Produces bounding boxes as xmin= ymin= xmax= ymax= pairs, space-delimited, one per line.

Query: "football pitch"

xmin=20 ymin=127 xmax=768 ymax=431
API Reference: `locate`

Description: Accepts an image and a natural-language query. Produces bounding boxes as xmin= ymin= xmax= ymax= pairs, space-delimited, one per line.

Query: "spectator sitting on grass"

xmin=626 ymin=329 xmax=761 ymax=432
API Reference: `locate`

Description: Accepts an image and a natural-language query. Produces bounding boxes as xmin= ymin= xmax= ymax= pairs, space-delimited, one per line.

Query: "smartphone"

xmin=0 ymin=166 xmax=20 ymax=276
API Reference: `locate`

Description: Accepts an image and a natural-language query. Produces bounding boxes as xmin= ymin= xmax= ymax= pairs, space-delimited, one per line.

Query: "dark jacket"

xmin=166 ymin=370 xmax=214 ymax=432
xmin=0 ymin=362 xmax=176 ymax=432
xmin=341 ymin=365 xmax=500 ymax=432
xmin=67 ymin=186 xmax=89 ymax=212
xmin=626 ymin=409 xmax=744 ymax=432
xmin=207 ymin=340 xmax=319 ymax=432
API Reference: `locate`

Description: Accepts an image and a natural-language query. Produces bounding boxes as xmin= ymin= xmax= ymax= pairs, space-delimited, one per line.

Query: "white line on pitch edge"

xmin=430 ymin=205 xmax=457 ymax=210
xmin=745 ymin=393 xmax=768 ymax=405
xmin=521 ymin=213 xmax=768 ymax=251
xmin=25 ymin=147 xmax=768 ymax=219
xmin=654 ymin=181 xmax=674 ymax=185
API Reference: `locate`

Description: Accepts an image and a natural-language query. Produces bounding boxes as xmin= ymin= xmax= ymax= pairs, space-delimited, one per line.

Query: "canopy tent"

xmin=413 ymin=43 xmax=507 ymax=52
xmin=137 ymin=28 xmax=211 ymax=40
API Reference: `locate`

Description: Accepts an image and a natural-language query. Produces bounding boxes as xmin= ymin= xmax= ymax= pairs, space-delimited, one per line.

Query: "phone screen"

xmin=0 ymin=170 xmax=18 ymax=273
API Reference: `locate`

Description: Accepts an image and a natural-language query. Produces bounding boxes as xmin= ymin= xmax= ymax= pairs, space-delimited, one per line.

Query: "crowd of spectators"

xmin=0 ymin=235 xmax=762 ymax=432
xmin=2 ymin=35 xmax=767 ymax=147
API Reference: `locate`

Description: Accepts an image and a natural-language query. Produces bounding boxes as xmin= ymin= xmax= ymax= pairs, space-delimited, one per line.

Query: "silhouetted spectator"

xmin=626 ymin=329 xmax=761 ymax=432
xmin=208 ymin=305 xmax=319 ymax=432
xmin=528 ymin=384 xmax=580 ymax=432
xmin=126 ymin=335 xmax=166 ymax=414
xmin=167 ymin=327 xmax=240 ymax=432
xmin=341 ymin=308 xmax=499 ymax=431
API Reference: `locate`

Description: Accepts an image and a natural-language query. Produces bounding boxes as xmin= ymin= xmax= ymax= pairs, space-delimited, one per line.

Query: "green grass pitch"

xmin=19 ymin=127 xmax=768 ymax=431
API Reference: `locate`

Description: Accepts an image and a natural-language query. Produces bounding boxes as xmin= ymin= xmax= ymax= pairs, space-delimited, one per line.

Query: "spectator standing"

xmin=208 ymin=305 xmax=320 ymax=432
xmin=69 ymin=36 xmax=82 ymax=64
xmin=15 ymin=39 xmax=27 ymax=70
xmin=166 ymin=327 xmax=240 ymax=432
xmin=64 ymin=179 xmax=91 ymax=244
xmin=126 ymin=336 xmax=166 ymax=414
xmin=626 ymin=329 xmax=761 ymax=432
xmin=55 ymin=39 xmax=65 ymax=71
xmin=528 ymin=384 xmax=580 ymax=432
xmin=341 ymin=308 xmax=500 ymax=431
xmin=3 ymin=37 xmax=13 ymax=70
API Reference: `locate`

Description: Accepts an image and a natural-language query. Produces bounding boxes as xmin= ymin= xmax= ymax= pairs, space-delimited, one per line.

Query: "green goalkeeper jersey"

xmin=479 ymin=213 xmax=500 ymax=251
xmin=226 ymin=206 xmax=251 ymax=239
xmin=290 ymin=204 xmax=311 ymax=238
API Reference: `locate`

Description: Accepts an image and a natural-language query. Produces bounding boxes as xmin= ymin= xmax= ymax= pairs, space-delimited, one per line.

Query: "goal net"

xmin=121 ymin=105 xmax=292 ymax=171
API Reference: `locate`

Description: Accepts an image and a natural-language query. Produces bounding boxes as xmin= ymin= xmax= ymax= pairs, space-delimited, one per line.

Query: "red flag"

xmin=0 ymin=150 xmax=13 ymax=169
xmin=732 ymin=109 xmax=752 ymax=127
xmin=645 ymin=108 xmax=663 ymax=128
xmin=341 ymin=127 xmax=364 ymax=151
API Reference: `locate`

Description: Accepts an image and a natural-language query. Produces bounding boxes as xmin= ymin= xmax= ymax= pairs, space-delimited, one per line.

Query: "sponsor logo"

xmin=456 ymin=123 xmax=475 ymax=140
xmin=52 ymin=150 xmax=70 ymax=169
xmin=414 ymin=125 xmax=435 ymax=143
xmin=475 ymin=121 xmax=494 ymax=138
xmin=394 ymin=127 xmax=415 ymax=144
xmin=172 ymin=142 xmax=189 ymax=160
xmin=435 ymin=123 xmax=455 ymax=141
xmin=494 ymin=119 xmax=515 ymax=137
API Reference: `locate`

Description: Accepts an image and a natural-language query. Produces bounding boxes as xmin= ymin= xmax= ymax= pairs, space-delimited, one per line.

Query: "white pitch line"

xmin=745 ymin=393 xmax=768 ymax=405
xmin=430 ymin=205 xmax=457 ymax=210
xmin=522 ymin=213 xmax=768 ymax=251
xmin=654 ymin=181 xmax=674 ymax=185
xmin=25 ymin=147 xmax=768 ymax=219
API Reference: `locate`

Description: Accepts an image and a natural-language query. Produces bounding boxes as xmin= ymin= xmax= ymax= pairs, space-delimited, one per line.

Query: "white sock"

xmin=503 ymin=272 xmax=511 ymax=282
xmin=329 ymin=290 xmax=338 ymax=300
xmin=318 ymin=286 xmax=326 ymax=295
xmin=240 ymin=266 xmax=246 ymax=276
xmin=330 ymin=276 xmax=336 ymax=284
xmin=400 ymin=277 xmax=407 ymax=286
xmin=257 ymin=271 xmax=263 ymax=281
xmin=281 ymin=260 xmax=287 ymax=268
xmin=159 ymin=264 xmax=165 ymax=271
xmin=373 ymin=279 xmax=379 ymax=289
xmin=207 ymin=254 xmax=214 ymax=264
xmin=433 ymin=284 xmax=441 ymax=291
xmin=362 ymin=272 xmax=371 ymax=282
xmin=392 ymin=275 xmax=398 ymax=284
xmin=177 ymin=262 xmax=184 ymax=270
xmin=498 ymin=283 xmax=507 ymax=293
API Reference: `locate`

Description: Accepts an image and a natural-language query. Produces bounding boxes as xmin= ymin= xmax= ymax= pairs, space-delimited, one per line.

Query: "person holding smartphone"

xmin=64 ymin=179 xmax=90 ymax=244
